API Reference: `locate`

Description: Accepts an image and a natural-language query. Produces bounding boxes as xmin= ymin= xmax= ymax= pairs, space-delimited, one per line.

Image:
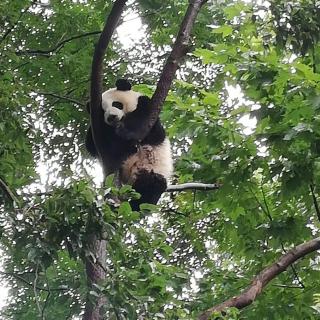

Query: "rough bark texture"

xmin=83 ymin=237 xmax=107 ymax=320
xmin=84 ymin=1 xmax=128 ymax=320
xmin=198 ymin=237 xmax=320 ymax=320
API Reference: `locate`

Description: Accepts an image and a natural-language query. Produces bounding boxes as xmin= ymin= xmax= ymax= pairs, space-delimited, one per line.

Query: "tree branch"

xmin=166 ymin=182 xmax=220 ymax=192
xmin=84 ymin=1 xmax=128 ymax=320
xmin=37 ymin=92 xmax=85 ymax=106
xmin=89 ymin=0 xmax=128 ymax=175
xmin=15 ymin=9 xmax=169 ymax=56
xmin=137 ymin=0 xmax=207 ymax=141
xmin=0 ymin=271 xmax=68 ymax=292
xmin=15 ymin=31 xmax=101 ymax=56
xmin=198 ymin=237 xmax=320 ymax=320
xmin=0 ymin=176 xmax=20 ymax=205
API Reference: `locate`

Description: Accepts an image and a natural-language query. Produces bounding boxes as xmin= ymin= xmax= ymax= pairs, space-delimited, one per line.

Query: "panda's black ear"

xmin=116 ymin=79 xmax=132 ymax=91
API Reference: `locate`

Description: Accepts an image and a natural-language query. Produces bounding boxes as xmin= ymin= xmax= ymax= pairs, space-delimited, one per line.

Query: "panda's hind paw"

xmin=129 ymin=170 xmax=167 ymax=210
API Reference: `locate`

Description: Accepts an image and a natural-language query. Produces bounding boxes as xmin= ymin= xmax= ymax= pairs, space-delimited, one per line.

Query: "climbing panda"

xmin=85 ymin=79 xmax=173 ymax=210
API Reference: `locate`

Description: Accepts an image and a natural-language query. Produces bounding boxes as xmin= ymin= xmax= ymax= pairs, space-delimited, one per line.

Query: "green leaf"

xmin=212 ymin=25 xmax=233 ymax=37
xmin=224 ymin=3 xmax=248 ymax=19
xmin=193 ymin=48 xmax=215 ymax=64
xmin=203 ymin=92 xmax=220 ymax=106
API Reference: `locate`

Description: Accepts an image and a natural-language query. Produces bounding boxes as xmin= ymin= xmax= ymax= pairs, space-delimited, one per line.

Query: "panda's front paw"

xmin=115 ymin=123 xmax=136 ymax=140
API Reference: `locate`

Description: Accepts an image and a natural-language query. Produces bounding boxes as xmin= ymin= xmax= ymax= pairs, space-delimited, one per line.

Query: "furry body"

xmin=86 ymin=79 xmax=173 ymax=210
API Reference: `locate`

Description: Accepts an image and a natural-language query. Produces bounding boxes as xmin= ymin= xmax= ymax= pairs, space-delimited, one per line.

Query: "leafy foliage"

xmin=1 ymin=0 xmax=320 ymax=319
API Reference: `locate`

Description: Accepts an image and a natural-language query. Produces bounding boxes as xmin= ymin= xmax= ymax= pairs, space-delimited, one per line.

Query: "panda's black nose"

xmin=107 ymin=115 xmax=117 ymax=123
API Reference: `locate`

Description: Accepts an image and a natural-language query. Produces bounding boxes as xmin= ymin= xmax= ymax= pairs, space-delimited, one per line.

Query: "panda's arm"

xmin=115 ymin=96 xmax=152 ymax=141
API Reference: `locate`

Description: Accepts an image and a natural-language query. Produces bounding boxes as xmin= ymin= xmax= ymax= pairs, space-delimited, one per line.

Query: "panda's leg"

xmin=130 ymin=169 xmax=167 ymax=211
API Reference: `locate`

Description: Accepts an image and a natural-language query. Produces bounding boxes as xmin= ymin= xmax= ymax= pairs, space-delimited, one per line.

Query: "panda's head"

xmin=102 ymin=79 xmax=142 ymax=126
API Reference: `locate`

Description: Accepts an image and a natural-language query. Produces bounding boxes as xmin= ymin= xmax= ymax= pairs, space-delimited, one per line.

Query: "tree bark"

xmin=90 ymin=0 xmax=128 ymax=175
xmin=83 ymin=236 xmax=107 ymax=320
xmin=198 ymin=237 xmax=320 ymax=320
xmin=84 ymin=1 xmax=128 ymax=320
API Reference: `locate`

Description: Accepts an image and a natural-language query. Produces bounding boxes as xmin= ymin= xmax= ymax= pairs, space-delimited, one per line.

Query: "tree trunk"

xmin=83 ymin=236 xmax=107 ymax=320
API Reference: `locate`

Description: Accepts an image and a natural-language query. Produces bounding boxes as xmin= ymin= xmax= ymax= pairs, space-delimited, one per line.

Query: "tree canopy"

xmin=1 ymin=0 xmax=320 ymax=319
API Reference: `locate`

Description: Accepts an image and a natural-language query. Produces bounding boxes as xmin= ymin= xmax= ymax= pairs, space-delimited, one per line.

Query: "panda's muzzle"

xmin=104 ymin=101 xmax=124 ymax=125
xmin=107 ymin=114 xmax=118 ymax=124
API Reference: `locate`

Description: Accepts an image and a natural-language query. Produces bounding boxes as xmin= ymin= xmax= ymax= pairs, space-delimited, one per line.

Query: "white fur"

xmin=120 ymin=138 xmax=173 ymax=184
xmin=103 ymin=106 xmax=123 ymax=124
xmin=102 ymin=88 xmax=142 ymax=124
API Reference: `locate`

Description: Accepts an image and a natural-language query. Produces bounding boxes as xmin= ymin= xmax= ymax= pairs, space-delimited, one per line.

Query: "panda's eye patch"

xmin=112 ymin=101 xmax=123 ymax=110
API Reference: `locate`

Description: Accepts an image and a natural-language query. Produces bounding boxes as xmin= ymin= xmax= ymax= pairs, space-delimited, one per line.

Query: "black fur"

xmin=116 ymin=79 xmax=131 ymax=91
xmin=112 ymin=101 xmax=123 ymax=110
xmin=115 ymin=96 xmax=153 ymax=141
xmin=130 ymin=169 xmax=167 ymax=211
xmin=85 ymin=79 xmax=167 ymax=209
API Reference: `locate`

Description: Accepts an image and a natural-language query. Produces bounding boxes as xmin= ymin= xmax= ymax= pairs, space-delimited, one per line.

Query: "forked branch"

xmin=87 ymin=1 xmax=207 ymax=319
xmin=198 ymin=237 xmax=320 ymax=320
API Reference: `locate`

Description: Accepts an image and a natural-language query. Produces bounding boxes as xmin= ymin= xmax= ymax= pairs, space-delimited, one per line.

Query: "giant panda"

xmin=86 ymin=79 xmax=173 ymax=210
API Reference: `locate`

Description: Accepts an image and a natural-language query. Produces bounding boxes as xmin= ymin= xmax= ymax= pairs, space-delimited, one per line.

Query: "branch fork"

xmin=86 ymin=1 xmax=207 ymax=319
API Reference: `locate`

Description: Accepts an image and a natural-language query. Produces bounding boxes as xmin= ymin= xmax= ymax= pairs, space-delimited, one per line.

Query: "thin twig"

xmin=0 ymin=271 xmax=68 ymax=292
xmin=310 ymin=184 xmax=320 ymax=223
xmin=256 ymin=186 xmax=304 ymax=288
xmin=21 ymin=182 xmax=220 ymax=198
xmin=0 ymin=0 xmax=36 ymax=45
xmin=248 ymin=187 xmax=272 ymax=221
xmin=280 ymin=243 xmax=305 ymax=289
xmin=198 ymin=237 xmax=320 ymax=320
xmin=16 ymin=31 xmax=101 ymax=56
xmin=41 ymin=292 xmax=50 ymax=319
xmin=41 ymin=271 xmax=51 ymax=320
xmin=15 ymin=7 xmax=168 ymax=56
xmin=33 ymin=264 xmax=42 ymax=316
xmin=0 ymin=176 xmax=20 ymax=205
xmin=272 ymin=284 xmax=304 ymax=289
xmin=260 ymin=185 xmax=273 ymax=222
xmin=37 ymin=92 xmax=85 ymax=106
